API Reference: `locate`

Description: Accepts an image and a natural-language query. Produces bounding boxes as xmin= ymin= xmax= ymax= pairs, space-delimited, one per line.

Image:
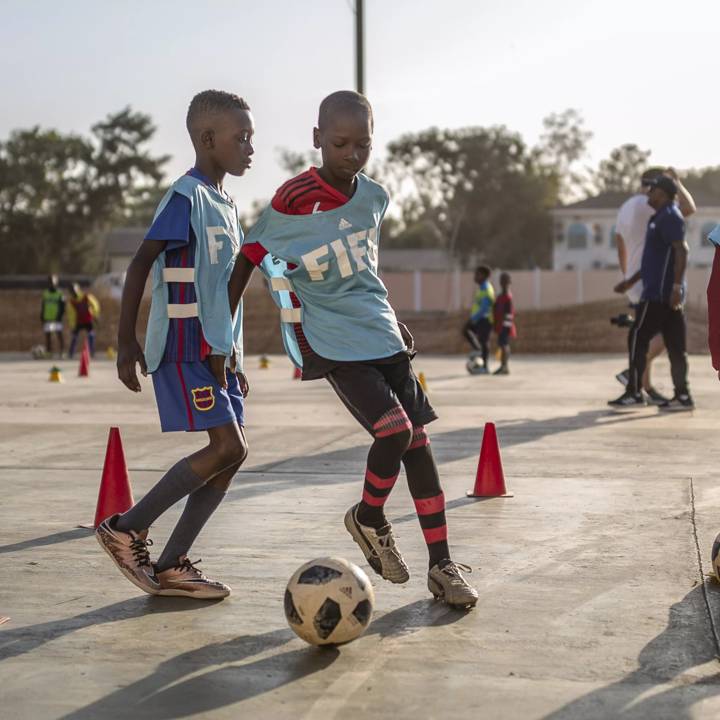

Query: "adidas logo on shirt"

xmin=339 ymin=218 xmax=352 ymax=230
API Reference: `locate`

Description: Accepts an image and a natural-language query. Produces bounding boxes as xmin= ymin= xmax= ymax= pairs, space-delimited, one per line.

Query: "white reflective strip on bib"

xmin=167 ymin=303 xmax=198 ymax=319
xmin=280 ymin=307 xmax=302 ymax=323
xmin=162 ymin=267 xmax=195 ymax=283
xmin=270 ymin=277 xmax=293 ymax=292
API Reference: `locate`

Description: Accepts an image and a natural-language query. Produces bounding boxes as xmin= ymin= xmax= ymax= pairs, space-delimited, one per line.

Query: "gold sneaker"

xmin=95 ymin=514 xmax=160 ymax=594
xmin=428 ymin=561 xmax=478 ymax=609
xmin=155 ymin=556 xmax=231 ymax=599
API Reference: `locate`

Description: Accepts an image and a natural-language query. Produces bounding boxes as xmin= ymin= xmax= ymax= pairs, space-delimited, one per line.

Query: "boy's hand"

xmin=398 ymin=321 xmax=415 ymax=353
xmin=237 ymin=372 xmax=250 ymax=397
xmin=117 ymin=339 xmax=147 ymax=392
xmin=208 ymin=354 xmax=228 ymax=390
xmin=614 ymin=279 xmax=629 ymax=294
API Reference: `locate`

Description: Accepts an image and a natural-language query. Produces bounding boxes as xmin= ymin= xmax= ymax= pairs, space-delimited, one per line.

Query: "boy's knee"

xmin=378 ymin=425 xmax=413 ymax=456
xmin=214 ymin=433 xmax=248 ymax=469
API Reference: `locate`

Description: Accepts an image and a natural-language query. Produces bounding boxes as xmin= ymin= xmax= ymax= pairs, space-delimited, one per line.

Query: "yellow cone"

xmin=106 ymin=346 xmax=117 ymax=359
xmin=259 ymin=355 xmax=270 ymax=369
xmin=49 ymin=366 xmax=64 ymax=383
xmin=418 ymin=371 xmax=428 ymax=393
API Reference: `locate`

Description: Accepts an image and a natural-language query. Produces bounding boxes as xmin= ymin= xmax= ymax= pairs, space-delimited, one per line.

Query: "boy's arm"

xmin=117 ymin=240 xmax=166 ymax=392
xmin=665 ymin=167 xmax=696 ymax=218
xmin=228 ymin=253 xmax=256 ymax=318
xmin=615 ymin=233 xmax=627 ymax=275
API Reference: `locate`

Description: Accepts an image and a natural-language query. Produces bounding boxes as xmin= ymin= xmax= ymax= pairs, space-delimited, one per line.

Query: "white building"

xmin=552 ymin=190 xmax=720 ymax=271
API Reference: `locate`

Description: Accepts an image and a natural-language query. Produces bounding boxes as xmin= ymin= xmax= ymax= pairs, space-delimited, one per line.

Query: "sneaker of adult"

xmin=344 ymin=504 xmax=410 ymax=584
xmin=428 ymin=560 xmax=479 ymax=609
xmin=493 ymin=366 xmax=509 ymax=376
xmin=608 ymin=390 xmax=646 ymax=407
xmin=615 ymin=368 xmax=629 ymax=386
xmin=658 ymin=394 xmax=694 ymax=412
xmin=95 ymin=514 xmax=160 ymax=594
xmin=645 ymin=386 xmax=670 ymax=406
xmin=155 ymin=556 xmax=231 ymax=599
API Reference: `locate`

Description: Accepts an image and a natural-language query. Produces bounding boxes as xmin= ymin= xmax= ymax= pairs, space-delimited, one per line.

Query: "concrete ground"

xmin=2 ymin=353 xmax=720 ymax=719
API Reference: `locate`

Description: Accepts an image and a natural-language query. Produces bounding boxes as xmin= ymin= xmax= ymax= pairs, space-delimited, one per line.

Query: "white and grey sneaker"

xmin=659 ymin=394 xmax=694 ymax=412
xmin=344 ymin=504 xmax=410 ymax=584
xmin=95 ymin=514 xmax=160 ymax=594
xmin=428 ymin=561 xmax=479 ymax=609
xmin=608 ymin=390 xmax=646 ymax=407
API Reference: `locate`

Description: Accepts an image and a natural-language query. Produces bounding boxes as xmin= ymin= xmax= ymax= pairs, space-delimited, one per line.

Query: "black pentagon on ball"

xmin=298 ymin=565 xmax=343 ymax=585
xmin=313 ymin=597 xmax=342 ymax=640
xmin=284 ymin=588 xmax=302 ymax=625
xmin=352 ymin=598 xmax=372 ymax=626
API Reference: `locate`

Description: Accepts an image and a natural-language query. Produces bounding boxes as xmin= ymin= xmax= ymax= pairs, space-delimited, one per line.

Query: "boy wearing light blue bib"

xmin=230 ymin=91 xmax=478 ymax=608
xmin=96 ymin=90 xmax=254 ymax=601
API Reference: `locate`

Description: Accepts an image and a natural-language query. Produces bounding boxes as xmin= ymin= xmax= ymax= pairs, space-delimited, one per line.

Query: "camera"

xmin=610 ymin=313 xmax=634 ymax=328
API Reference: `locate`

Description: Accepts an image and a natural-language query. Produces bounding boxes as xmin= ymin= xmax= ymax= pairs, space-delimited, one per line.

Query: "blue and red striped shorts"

xmin=152 ymin=360 xmax=245 ymax=433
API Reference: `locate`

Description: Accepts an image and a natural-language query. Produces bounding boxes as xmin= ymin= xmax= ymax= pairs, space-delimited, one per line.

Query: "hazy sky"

xmin=2 ymin=0 xmax=719 ymax=213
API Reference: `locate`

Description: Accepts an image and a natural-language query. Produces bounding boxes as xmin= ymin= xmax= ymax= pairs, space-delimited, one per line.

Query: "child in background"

xmin=493 ymin=272 xmax=516 ymax=375
xmin=463 ymin=265 xmax=495 ymax=375
xmin=68 ymin=284 xmax=100 ymax=358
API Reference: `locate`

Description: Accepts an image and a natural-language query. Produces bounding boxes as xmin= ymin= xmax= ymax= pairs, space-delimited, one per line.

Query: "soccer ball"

xmin=284 ymin=557 xmax=375 ymax=646
xmin=711 ymin=533 xmax=720 ymax=582
xmin=31 ymin=345 xmax=47 ymax=359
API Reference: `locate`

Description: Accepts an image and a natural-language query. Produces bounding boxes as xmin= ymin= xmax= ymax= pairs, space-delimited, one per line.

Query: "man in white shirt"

xmin=614 ymin=167 xmax=696 ymax=403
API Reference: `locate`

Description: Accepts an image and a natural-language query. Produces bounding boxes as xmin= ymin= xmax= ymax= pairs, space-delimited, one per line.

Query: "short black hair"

xmin=500 ymin=272 xmax=511 ymax=285
xmin=318 ymin=90 xmax=373 ymax=131
xmin=186 ymin=90 xmax=250 ymax=134
xmin=475 ymin=265 xmax=492 ymax=276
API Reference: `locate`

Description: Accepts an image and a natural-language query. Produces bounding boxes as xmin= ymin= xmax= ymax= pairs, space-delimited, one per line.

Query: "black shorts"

xmin=497 ymin=327 xmax=511 ymax=347
xmin=469 ymin=318 xmax=492 ymax=343
xmin=73 ymin=323 xmax=93 ymax=332
xmin=326 ymin=356 xmax=437 ymax=434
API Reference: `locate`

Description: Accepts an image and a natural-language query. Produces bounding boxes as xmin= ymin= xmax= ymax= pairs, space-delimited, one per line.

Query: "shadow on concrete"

xmin=58 ymin=628 xmax=329 ymax=720
xmin=0 ymin=595 xmax=220 ymax=663
xmin=541 ymin=583 xmax=720 ymax=719
xmin=0 ymin=527 xmax=93 ymax=555
xmin=225 ymin=408 xmax=654 ymax=504
xmin=367 ymin=597 xmax=470 ymax=638
xmin=56 ymin=598 xmax=463 ymax=719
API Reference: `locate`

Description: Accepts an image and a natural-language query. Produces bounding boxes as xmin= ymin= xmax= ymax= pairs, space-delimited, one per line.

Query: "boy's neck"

xmin=193 ymin=156 xmax=225 ymax=191
xmin=316 ymin=166 xmax=357 ymax=199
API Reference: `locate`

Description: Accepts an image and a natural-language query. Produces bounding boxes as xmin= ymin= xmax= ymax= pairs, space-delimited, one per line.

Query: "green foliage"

xmin=385 ymin=125 xmax=556 ymax=268
xmin=0 ymin=107 xmax=169 ymax=274
xmin=592 ymin=143 xmax=651 ymax=193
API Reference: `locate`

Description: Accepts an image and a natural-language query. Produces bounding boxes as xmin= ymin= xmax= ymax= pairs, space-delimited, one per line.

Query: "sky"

xmin=2 ymin=0 xmax=720 ymax=214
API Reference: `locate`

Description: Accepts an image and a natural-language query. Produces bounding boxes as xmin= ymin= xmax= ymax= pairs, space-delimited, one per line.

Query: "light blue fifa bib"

xmin=245 ymin=173 xmax=405 ymax=368
xmin=145 ymin=175 xmax=244 ymax=373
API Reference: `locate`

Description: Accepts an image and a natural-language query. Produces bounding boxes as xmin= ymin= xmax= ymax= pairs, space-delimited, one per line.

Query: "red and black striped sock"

xmin=356 ymin=406 xmax=412 ymax=529
xmin=403 ymin=426 xmax=450 ymax=568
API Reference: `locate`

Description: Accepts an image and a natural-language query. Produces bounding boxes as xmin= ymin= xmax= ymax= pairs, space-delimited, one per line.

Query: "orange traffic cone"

xmin=78 ymin=339 xmax=90 ymax=377
xmin=92 ymin=427 xmax=134 ymax=527
xmin=466 ymin=422 xmax=513 ymax=498
xmin=293 ymin=366 xmax=302 ymax=380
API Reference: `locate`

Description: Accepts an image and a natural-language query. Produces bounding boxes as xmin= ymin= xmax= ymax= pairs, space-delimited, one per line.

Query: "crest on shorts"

xmin=191 ymin=386 xmax=215 ymax=412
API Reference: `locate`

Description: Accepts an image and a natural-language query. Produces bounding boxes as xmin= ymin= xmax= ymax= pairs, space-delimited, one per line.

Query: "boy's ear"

xmin=313 ymin=127 xmax=321 ymax=149
xmin=200 ymin=129 xmax=215 ymax=150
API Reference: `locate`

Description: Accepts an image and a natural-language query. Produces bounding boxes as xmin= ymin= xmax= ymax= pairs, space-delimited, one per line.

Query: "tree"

xmin=385 ymin=126 xmax=556 ymax=268
xmin=535 ymin=109 xmax=593 ymax=202
xmin=593 ymin=143 xmax=651 ymax=193
xmin=0 ymin=107 xmax=169 ymax=274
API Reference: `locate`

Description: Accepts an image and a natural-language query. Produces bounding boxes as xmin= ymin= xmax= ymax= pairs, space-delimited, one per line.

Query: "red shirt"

xmin=707 ymin=246 xmax=720 ymax=370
